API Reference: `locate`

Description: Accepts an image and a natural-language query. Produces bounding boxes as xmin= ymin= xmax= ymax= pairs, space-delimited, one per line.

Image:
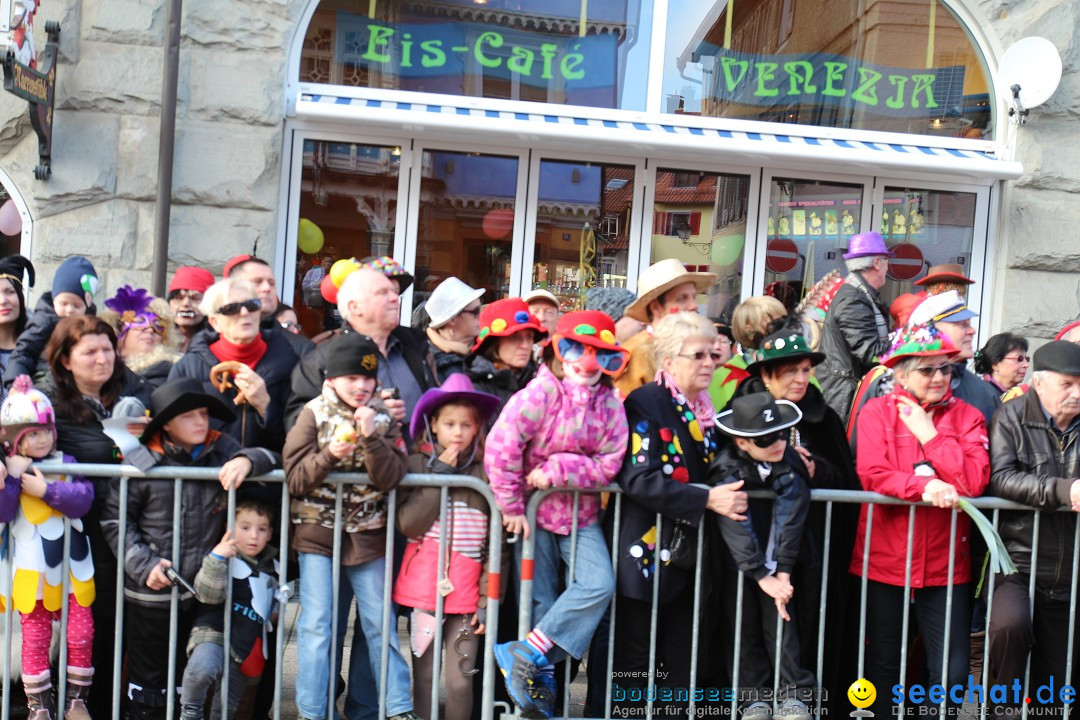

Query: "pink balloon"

xmin=0 ymin=199 xmax=21 ymax=236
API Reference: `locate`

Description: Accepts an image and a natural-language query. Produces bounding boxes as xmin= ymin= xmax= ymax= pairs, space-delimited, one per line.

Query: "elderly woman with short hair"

xmin=168 ymin=278 xmax=299 ymax=451
xmin=611 ymin=311 xmax=749 ymax=713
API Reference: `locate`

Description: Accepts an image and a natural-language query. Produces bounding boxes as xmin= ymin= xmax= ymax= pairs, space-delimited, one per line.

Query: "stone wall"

xmin=0 ymin=0 xmax=302 ymax=294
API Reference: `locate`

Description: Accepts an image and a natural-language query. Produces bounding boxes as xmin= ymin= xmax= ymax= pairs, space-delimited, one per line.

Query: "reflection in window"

xmin=651 ymin=170 xmax=750 ymax=323
xmin=413 ymin=150 xmax=520 ymax=309
xmin=531 ymin=160 xmax=634 ymax=312
xmin=299 ymin=0 xmax=653 ymax=111
xmin=665 ymin=0 xmax=993 ymax=139
xmin=292 ymin=140 xmax=401 ymax=338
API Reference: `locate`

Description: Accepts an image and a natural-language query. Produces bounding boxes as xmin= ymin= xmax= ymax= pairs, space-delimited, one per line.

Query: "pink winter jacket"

xmin=484 ymin=365 xmax=629 ymax=534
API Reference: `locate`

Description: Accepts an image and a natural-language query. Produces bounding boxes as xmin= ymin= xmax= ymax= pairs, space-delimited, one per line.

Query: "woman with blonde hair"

xmin=710 ymin=296 xmax=788 ymax=411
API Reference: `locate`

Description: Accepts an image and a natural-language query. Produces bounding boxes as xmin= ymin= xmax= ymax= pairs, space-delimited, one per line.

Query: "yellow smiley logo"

xmin=847 ymin=678 xmax=876 ymax=709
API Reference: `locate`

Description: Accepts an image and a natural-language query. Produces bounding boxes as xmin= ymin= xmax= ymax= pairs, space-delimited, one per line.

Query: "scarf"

xmin=426 ymin=326 xmax=473 ymax=358
xmin=210 ymin=333 xmax=267 ymax=368
xmin=656 ymin=369 xmax=716 ymax=429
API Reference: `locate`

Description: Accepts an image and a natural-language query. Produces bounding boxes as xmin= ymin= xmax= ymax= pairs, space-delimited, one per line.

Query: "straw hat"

xmin=625 ymin=259 xmax=715 ymax=322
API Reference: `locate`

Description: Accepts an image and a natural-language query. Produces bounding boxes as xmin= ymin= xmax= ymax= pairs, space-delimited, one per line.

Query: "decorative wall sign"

xmin=2 ymin=19 xmax=60 ymax=179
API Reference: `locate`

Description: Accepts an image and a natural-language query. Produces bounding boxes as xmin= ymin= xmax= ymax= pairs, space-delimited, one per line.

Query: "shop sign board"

xmin=2 ymin=19 xmax=59 ymax=179
xmin=887 ymin=243 xmax=924 ymax=281
xmin=765 ymin=238 xmax=799 ymax=274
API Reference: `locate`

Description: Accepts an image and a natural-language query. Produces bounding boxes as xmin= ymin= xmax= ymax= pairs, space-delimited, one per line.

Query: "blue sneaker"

xmin=494 ymin=641 xmax=546 ymax=717
xmin=530 ymin=664 xmax=556 ymax=719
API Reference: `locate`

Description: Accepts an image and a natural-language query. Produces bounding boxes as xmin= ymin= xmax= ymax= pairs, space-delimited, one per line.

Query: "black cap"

xmin=141 ymin=378 xmax=236 ymax=443
xmin=1033 ymin=341 xmax=1080 ymax=376
xmin=326 ymin=333 xmax=380 ymax=379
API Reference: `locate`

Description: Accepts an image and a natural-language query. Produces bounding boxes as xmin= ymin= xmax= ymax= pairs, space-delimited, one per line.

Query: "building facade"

xmin=0 ymin=0 xmax=1077 ymax=341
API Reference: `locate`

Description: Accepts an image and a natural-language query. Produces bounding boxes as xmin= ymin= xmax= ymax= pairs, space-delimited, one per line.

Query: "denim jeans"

xmin=523 ymin=524 xmax=615 ymax=662
xmin=179 ymin=642 xmax=248 ymax=720
xmin=295 ymin=552 xmax=413 ymax=719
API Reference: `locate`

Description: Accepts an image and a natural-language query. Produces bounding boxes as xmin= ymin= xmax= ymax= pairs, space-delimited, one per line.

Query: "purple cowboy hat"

xmin=410 ymin=373 xmax=501 ymax=441
xmin=842 ymin=232 xmax=895 ymax=260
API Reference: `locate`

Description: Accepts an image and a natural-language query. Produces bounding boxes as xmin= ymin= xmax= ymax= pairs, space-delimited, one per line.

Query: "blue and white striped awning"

xmin=295 ymin=90 xmax=1022 ymax=181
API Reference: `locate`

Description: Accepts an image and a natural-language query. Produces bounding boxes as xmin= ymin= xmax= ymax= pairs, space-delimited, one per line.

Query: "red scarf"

xmin=210 ymin=333 xmax=268 ymax=368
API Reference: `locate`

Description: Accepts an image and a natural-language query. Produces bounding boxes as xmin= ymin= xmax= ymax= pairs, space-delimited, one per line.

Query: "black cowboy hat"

xmin=715 ymin=392 xmax=802 ymax=438
xmin=141 ymin=378 xmax=236 ymax=443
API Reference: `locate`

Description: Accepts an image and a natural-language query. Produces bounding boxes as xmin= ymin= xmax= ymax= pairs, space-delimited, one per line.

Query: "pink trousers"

xmin=20 ymin=597 xmax=94 ymax=676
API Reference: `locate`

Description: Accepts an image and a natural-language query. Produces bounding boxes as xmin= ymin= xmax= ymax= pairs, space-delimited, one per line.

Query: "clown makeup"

xmin=554 ymin=337 xmax=627 ymax=386
xmin=17 ymin=428 xmax=55 ymax=460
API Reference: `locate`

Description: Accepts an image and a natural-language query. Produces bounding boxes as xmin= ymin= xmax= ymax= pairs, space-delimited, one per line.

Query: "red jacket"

xmin=849 ymin=389 xmax=990 ymax=587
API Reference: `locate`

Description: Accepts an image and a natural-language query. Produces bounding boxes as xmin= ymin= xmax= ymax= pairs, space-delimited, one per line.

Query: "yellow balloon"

xmin=330 ymin=258 xmax=360 ymax=287
xmin=297 ymin=218 xmax=325 ymax=255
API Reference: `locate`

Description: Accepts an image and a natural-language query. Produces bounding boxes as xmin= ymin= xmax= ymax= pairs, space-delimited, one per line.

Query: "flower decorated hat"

xmin=104 ymin=285 xmax=166 ymax=343
xmin=472 ymin=297 xmax=547 ymax=352
xmin=880 ymin=323 xmax=960 ymax=368
xmin=745 ymin=329 xmax=825 ymax=376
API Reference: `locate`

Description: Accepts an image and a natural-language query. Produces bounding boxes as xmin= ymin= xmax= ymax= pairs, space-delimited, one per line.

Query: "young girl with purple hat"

xmin=393 ymin=373 xmax=501 ymax=720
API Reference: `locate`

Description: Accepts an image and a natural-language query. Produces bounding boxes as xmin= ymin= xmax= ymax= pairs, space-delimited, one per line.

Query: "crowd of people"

xmin=0 ymin=235 xmax=1077 ymax=720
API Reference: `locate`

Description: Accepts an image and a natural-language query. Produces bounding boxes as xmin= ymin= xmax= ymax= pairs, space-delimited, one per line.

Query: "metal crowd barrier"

xmin=0 ymin=463 xmax=1076 ymax=720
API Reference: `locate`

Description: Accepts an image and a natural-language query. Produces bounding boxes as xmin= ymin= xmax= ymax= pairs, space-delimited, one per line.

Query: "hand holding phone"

xmin=163 ymin=565 xmax=198 ymax=597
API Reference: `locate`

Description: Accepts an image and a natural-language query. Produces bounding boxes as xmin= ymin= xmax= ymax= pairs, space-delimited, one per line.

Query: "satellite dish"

xmin=997 ymin=37 xmax=1062 ymax=113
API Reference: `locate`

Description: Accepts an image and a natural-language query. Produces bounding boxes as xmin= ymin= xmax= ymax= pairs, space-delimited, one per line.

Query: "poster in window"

xmin=768 ymin=215 xmax=777 ymax=239
xmin=778 ymin=215 xmax=791 ymax=237
xmin=808 ymin=211 xmax=823 ymax=236
xmin=880 ymin=210 xmax=889 ymax=238
xmin=909 ymin=209 xmax=925 ymax=235
xmin=792 ymin=210 xmax=806 ymax=237
xmin=891 ymin=210 xmax=906 ymax=237
xmin=825 ymin=210 xmax=838 ymax=238
xmin=841 ymin=209 xmax=856 ymax=237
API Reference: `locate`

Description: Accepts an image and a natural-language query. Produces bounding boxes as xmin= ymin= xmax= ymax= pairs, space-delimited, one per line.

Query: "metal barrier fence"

xmin=0 ymin=463 xmax=1076 ymax=720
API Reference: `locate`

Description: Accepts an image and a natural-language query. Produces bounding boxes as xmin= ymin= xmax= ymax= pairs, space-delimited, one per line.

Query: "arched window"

xmin=665 ymin=0 xmax=994 ymax=139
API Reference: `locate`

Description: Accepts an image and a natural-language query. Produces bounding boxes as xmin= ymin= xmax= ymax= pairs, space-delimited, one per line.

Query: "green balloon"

xmin=297 ymin=218 xmax=325 ymax=255
xmin=711 ymin=234 xmax=744 ymax=266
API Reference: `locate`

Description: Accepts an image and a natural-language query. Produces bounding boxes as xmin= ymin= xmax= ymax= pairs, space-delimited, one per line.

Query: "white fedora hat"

xmin=426 ymin=277 xmax=485 ymax=328
xmin=625 ymin=258 xmax=716 ymax=322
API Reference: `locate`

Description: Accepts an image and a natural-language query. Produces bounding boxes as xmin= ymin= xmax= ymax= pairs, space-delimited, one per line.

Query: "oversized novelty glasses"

xmin=555 ymin=337 xmax=628 ymax=375
xmin=217 ymin=299 xmax=262 ymax=316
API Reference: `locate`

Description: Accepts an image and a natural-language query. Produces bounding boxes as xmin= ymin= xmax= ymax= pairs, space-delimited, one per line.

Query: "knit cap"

xmin=52 ymin=256 xmax=98 ymax=305
xmin=0 ymin=375 xmax=55 ymax=456
xmin=584 ymin=287 xmax=636 ymax=321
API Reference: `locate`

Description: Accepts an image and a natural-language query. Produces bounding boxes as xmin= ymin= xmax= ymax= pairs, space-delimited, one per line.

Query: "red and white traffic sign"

xmin=887 ymin=243 xmax=924 ymax=281
xmin=765 ymin=238 xmax=799 ymax=274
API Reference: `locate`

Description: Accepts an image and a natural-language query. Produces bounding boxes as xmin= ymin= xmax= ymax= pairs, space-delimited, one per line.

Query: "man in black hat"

xmin=987 ymin=340 xmax=1080 ymax=714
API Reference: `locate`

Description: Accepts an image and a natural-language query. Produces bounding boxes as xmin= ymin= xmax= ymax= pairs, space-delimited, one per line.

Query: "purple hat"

xmin=410 ymin=374 xmax=501 ymax=441
xmin=842 ymin=232 xmax=895 ymax=260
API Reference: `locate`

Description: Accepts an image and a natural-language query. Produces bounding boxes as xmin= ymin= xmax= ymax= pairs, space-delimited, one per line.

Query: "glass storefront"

xmin=299 ymin=0 xmax=655 ymax=111
xmin=664 ymin=0 xmax=994 ymax=139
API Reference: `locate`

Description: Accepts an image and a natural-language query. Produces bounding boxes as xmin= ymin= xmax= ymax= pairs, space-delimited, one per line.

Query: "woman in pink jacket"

xmin=484 ymin=310 xmax=629 ymax=719
xmin=849 ymin=323 xmax=990 ymax=716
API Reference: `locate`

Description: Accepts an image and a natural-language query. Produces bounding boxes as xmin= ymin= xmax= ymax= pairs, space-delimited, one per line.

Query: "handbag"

xmin=667 ymin=521 xmax=699 ymax=570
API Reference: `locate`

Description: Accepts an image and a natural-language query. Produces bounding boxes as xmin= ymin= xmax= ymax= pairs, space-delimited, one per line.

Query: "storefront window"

xmin=530 ymin=159 xmax=634 ymax=311
xmin=763 ymin=177 xmax=864 ymax=312
xmin=664 ymin=0 xmax=993 ymax=139
xmin=650 ymin=169 xmax=751 ymax=323
xmin=291 ymin=140 xmax=401 ymax=337
xmin=299 ymin=0 xmax=653 ymax=111
xmin=413 ymin=150 xmax=520 ymax=309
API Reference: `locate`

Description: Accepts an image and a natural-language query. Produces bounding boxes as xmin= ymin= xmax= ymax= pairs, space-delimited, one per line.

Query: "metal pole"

xmin=152 ymin=0 xmax=183 ymax=295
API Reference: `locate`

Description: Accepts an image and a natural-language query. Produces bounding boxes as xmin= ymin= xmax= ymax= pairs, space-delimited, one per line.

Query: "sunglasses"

xmin=555 ymin=337 xmax=628 ymax=375
xmin=913 ymin=364 xmax=953 ymax=378
xmin=217 ymin=299 xmax=261 ymax=316
xmin=677 ymin=350 xmax=725 ymax=363
xmin=459 ymin=306 xmax=482 ymax=317
xmin=751 ymin=431 xmax=785 ymax=448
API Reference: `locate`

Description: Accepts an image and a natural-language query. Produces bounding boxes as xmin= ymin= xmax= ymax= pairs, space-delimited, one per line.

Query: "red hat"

xmin=889 ymin=291 xmax=927 ymax=329
xmin=552 ymin=310 xmax=623 ymax=353
xmin=168 ymin=266 xmax=215 ymax=295
xmin=1056 ymin=320 xmax=1080 ymax=341
xmin=472 ymin=298 xmax=547 ymax=352
xmin=223 ymin=254 xmax=254 ymax=278
xmin=914 ymin=263 xmax=974 ymax=287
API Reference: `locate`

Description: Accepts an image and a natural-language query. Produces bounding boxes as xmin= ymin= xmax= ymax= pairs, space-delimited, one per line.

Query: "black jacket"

xmin=430 ymin=340 xmax=468 ymax=384
xmin=612 ymin=380 xmax=719 ymax=603
xmin=463 ymin=354 xmax=537 ymax=428
xmin=708 ymin=445 xmax=810 ymax=579
xmin=287 ymin=325 xmax=437 ymax=428
xmin=817 ymin=277 xmax=891 ymax=423
xmin=952 ymin=364 xmax=1001 ymax=428
xmin=169 ymin=328 xmax=300 ymax=452
xmin=261 ymin=317 xmax=314 ymax=358
xmin=989 ymin=389 xmax=1080 ymax=599
xmin=100 ymin=431 xmax=279 ymax=607
xmin=4 ymin=293 xmax=98 ymax=386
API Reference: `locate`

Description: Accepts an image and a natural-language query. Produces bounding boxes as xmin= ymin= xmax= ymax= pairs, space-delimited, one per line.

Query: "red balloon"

xmin=321 ymin=274 xmax=338 ymax=304
xmin=482 ymin=208 xmax=515 ymax=239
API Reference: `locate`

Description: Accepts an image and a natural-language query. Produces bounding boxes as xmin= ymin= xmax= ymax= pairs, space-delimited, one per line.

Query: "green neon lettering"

xmin=362 ymin=24 xmax=394 ymax=63
xmin=821 ymin=61 xmax=847 ymax=97
xmin=420 ymin=39 xmax=445 ymax=68
xmin=783 ymin=61 xmax=816 ymax=95
xmin=508 ymin=46 xmax=535 ymax=75
xmin=910 ymin=73 xmax=938 ymax=108
xmin=886 ymin=75 xmax=908 ymax=109
xmin=561 ymin=43 xmax=585 ymax=80
xmin=852 ymin=66 xmax=882 ymax=105
xmin=539 ymin=44 xmax=559 ymax=79
xmin=754 ymin=62 xmax=780 ymax=97
xmin=719 ymin=56 xmax=749 ymax=91
xmin=400 ymin=33 xmax=413 ymax=68
xmin=474 ymin=31 xmax=503 ymax=68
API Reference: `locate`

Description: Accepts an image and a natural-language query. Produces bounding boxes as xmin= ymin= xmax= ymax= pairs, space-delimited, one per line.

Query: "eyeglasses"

xmin=555 ymin=337 xmax=628 ymax=375
xmin=913 ymin=364 xmax=953 ymax=378
xmin=459 ymin=306 xmax=481 ymax=317
xmin=677 ymin=350 xmax=724 ymax=363
xmin=217 ymin=299 xmax=261 ymax=316
xmin=752 ymin=431 xmax=785 ymax=448
xmin=1002 ymin=354 xmax=1031 ymax=363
